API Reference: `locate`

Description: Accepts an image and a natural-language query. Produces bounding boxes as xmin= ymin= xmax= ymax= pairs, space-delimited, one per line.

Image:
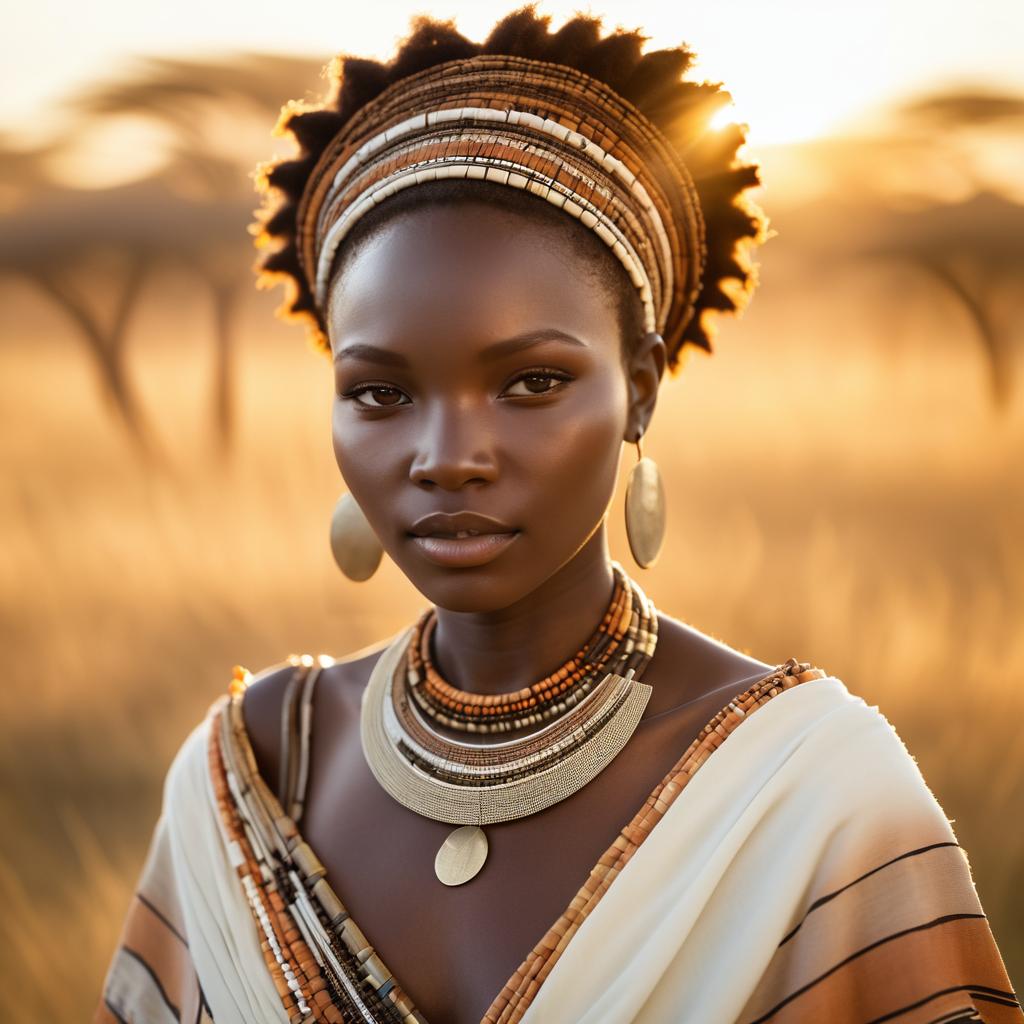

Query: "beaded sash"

xmin=210 ymin=651 xmax=826 ymax=1023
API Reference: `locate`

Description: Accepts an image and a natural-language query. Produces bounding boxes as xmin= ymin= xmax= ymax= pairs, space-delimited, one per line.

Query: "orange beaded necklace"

xmin=361 ymin=564 xmax=659 ymax=884
xmin=405 ymin=564 xmax=640 ymax=733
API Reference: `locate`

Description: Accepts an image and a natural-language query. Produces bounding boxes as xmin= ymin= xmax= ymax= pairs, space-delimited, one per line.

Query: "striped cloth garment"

xmin=95 ymin=650 xmax=1021 ymax=1024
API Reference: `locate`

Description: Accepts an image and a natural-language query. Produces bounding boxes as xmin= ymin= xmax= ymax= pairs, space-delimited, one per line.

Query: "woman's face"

xmin=327 ymin=202 xmax=656 ymax=613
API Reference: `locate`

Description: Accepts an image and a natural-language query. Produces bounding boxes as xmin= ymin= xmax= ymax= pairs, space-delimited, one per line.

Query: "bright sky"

xmin=4 ymin=0 xmax=1023 ymax=147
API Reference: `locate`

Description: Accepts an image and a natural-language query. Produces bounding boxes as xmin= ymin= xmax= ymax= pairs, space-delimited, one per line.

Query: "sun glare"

xmin=709 ymin=104 xmax=739 ymax=133
xmin=45 ymin=115 xmax=172 ymax=189
xmin=703 ymin=83 xmax=843 ymax=147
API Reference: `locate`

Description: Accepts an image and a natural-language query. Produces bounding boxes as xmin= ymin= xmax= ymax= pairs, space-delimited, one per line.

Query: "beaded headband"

xmin=295 ymin=53 xmax=708 ymax=351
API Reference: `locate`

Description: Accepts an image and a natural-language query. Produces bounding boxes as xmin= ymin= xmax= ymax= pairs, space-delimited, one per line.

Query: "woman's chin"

xmin=401 ymin=538 xmax=549 ymax=611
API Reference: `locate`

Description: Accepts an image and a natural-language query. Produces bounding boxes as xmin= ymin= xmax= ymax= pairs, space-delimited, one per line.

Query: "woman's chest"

xmin=298 ymin=688 xmax=723 ymax=1023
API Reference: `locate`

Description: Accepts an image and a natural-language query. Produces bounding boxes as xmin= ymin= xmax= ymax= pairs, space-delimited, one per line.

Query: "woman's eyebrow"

xmin=480 ymin=328 xmax=588 ymax=362
xmin=334 ymin=328 xmax=587 ymax=367
xmin=333 ymin=343 xmax=408 ymax=367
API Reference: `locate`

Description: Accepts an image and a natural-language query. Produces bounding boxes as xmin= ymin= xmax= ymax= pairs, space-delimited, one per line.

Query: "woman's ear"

xmin=625 ymin=331 xmax=667 ymax=441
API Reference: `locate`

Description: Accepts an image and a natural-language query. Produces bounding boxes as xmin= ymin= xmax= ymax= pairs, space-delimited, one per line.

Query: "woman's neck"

xmin=428 ymin=527 xmax=618 ymax=697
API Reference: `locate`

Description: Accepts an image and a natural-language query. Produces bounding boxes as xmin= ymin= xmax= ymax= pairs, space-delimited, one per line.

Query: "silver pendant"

xmin=435 ymin=825 xmax=488 ymax=886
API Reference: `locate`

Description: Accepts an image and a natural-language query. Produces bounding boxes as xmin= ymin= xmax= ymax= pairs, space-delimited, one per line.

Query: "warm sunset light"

xmin=4 ymin=1 xmax=1023 ymax=1019
xmin=4 ymin=0 xmax=1024 ymax=149
xmin=706 ymin=86 xmax=853 ymax=146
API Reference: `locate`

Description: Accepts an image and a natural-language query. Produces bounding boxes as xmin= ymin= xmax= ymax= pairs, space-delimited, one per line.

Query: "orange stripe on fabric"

xmin=742 ymin=915 xmax=1021 ymax=1024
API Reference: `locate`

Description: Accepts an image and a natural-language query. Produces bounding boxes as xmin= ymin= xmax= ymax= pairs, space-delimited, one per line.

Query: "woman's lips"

xmin=409 ymin=531 xmax=520 ymax=567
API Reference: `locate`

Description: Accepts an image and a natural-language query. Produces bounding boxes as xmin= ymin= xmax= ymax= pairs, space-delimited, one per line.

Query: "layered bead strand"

xmin=358 ymin=565 xmax=661 ymax=826
xmin=406 ymin=561 xmax=657 ymax=734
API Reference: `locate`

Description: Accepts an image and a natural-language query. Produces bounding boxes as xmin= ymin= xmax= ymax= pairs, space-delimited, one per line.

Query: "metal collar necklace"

xmin=359 ymin=567 xmax=658 ymax=884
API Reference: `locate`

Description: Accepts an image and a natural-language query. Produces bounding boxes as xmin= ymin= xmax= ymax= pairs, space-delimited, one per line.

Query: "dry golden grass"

xmin=2 ymin=262 xmax=1022 ymax=1017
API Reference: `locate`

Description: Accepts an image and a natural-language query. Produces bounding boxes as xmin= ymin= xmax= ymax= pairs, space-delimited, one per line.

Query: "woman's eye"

xmin=339 ymin=371 xmax=572 ymax=407
xmin=343 ymin=385 xmax=410 ymax=408
xmin=502 ymin=371 xmax=573 ymax=398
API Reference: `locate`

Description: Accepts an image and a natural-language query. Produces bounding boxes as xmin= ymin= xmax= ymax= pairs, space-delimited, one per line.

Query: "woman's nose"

xmin=408 ymin=402 xmax=498 ymax=490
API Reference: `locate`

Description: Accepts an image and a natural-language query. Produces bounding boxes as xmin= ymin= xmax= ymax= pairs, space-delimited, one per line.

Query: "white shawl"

xmin=101 ymin=671 xmax=1018 ymax=1024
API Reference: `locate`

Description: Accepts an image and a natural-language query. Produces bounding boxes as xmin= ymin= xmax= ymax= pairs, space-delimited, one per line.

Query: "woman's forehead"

xmin=327 ymin=204 xmax=621 ymax=360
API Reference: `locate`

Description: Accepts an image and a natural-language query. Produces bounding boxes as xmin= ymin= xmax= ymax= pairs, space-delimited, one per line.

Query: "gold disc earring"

xmin=624 ymin=428 xmax=666 ymax=569
xmin=329 ymin=492 xmax=384 ymax=581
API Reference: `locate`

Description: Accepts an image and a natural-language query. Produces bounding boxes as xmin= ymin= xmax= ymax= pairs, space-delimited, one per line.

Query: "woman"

xmin=96 ymin=7 xmax=1021 ymax=1023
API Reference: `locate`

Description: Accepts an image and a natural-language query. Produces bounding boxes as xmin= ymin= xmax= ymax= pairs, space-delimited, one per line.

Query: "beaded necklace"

xmin=360 ymin=561 xmax=659 ymax=884
xmin=407 ymin=562 xmax=640 ymax=733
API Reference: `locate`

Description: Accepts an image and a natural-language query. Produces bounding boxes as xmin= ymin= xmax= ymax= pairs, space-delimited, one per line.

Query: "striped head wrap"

xmin=295 ymin=53 xmax=708 ymax=352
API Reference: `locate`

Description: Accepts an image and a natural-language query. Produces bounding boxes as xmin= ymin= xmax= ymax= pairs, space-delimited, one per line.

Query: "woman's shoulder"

xmin=771 ymin=670 xmax=960 ymax=844
xmin=236 ymin=637 xmax=394 ymax=797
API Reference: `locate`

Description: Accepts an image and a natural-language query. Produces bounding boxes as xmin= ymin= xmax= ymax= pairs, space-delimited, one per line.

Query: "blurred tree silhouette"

xmin=1 ymin=58 xmax=1021 ymax=463
xmin=866 ymin=190 xmax=1024 ymax=407
xmin=0 ymin=55 xmax=322 ymax=462
xmin=871 ymin=90 xmax=1024 ymax=407
xmin=758 ymin=87 xmax=1024 ymax=410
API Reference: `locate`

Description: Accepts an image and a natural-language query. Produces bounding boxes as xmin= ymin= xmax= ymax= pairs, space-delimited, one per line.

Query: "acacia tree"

xmin=0 ymin=55 xmax=321 ymax=463
xmin=2 ymin=60 xmax=1021 ymax=465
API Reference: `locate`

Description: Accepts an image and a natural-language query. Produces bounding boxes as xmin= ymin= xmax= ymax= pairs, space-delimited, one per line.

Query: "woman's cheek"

xmin=536 ymin=407 xmax=624 ymax=523
xmin=330 ymin=398 xmax=351 ymax=476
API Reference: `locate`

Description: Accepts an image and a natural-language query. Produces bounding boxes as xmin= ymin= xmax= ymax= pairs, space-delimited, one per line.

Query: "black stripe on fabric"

xmin=864 ymin=983 xmax=1015 ymax=1024
xmin=928 ymin=1011 xmax=979 ymax=1024
xmin=746 ymin=913 xmax=989 ymax=1024
xmin=104 ymin=997 xmax=131 ymax=1024
xmin=974 ymin=991 xmax=1024 ymax=1008
xmin=195 ymin=979 xmax=211 ymax=1024
xmin=926 ymin=1008 xmax=964 ymax=1023
xmin=136 ymin=891 xmax=189 ymax=949
xmin=122 ymin=946 xmax=182 ymax=1021
xmin=779 ymin=841 xmax=961 ymax=947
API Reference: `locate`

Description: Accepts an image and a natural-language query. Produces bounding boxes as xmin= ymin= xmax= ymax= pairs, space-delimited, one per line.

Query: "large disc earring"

xmin=624 ymin=429 xmax=666 ymax=569
xmin=330 ymin=492 xmax=384 ymax=581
